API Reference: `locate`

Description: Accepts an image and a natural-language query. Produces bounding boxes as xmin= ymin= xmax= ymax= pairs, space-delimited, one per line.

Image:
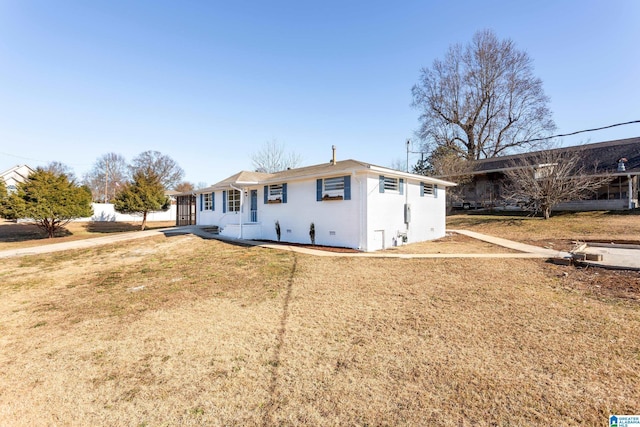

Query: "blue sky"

xmin=1 ymin=1 xmax=639 ymax=186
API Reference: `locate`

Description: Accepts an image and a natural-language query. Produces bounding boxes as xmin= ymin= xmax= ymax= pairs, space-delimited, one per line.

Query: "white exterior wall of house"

xmin=257 ymin=176 xmax=362 ymax=249
xmin=364 ymin=174 xmax=447 ymax=251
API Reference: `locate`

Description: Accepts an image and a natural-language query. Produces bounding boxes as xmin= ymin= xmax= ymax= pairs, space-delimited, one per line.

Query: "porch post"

xmin=628 ymin=175 xmax=633 ymax=209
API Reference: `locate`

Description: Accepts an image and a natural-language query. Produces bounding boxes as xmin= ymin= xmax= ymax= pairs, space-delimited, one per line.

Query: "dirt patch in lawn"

xmin=543 ymin=262 xmax=640 ymax=303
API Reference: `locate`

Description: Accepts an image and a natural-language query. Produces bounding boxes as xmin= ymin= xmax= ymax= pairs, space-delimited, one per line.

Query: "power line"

xmin=523 ymin=119 xmax=640 ymax=144
xmin=0 ymin=151 xmax=92 ymax=167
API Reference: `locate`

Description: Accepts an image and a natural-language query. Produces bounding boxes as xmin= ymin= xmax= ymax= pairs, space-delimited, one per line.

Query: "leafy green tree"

xmin=5 ymin=169 xmax=93 ymax=238
xmin=113 ymin=169 xmax=170 ymax=231
xmin=411 ymin=158 xmax=433 ymax=176
xmin=0 ymin=180 xmax=8 ymax=218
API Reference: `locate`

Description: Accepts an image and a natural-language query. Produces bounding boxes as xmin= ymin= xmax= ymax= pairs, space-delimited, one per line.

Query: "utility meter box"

xmin=404 ymin=203 xmax=411 ymax=224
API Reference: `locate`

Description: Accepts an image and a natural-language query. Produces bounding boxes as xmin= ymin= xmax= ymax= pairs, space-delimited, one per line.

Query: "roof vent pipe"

xmin=332 ymin=145 xmax=336 ymax=165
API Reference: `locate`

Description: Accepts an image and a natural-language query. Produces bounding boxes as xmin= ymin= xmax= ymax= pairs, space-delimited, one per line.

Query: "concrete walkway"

xmin=449 ymin=229 xmax=572 ymax=258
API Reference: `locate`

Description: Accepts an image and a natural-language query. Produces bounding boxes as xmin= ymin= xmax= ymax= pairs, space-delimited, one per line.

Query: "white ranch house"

xmin=177 ymin=157 xmax=454 ymax=252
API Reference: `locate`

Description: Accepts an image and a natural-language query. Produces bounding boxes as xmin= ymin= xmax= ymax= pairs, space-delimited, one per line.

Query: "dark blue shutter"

xmin=200 ymin=193 xmax=203 ymax=211
xmin=379 ymin=175 xmax=385 ymax=193
xmin=434 ymin=185 xmax=438 ymax=198
xmin=420 ymin=182 xmax=425 ymax=197
xmin=264 ymin=186 xmax=268 ymax=204
xmin=211 ymin=192 xmax=215 ymax=211
xmin=316 ymin=179 xmax=322 ymax=201
xmin=283 ymin=183 xmax=288 ymax=203
xmin=222 ymin=190 xmax=227 ymax=213
xmin=399 ymin=178 xmax=404 ymax=195
xmin=343 ymin=176 xmax=351 ymax=200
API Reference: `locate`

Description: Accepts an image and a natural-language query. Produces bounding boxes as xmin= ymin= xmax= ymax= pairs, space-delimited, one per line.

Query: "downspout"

xmin=353 ymin=172 xmax=365 ymax=251
xmin=405 ymin=173 xmax=410 ymax=235
xmin=230 ymin=184 xmax=243 ymax=239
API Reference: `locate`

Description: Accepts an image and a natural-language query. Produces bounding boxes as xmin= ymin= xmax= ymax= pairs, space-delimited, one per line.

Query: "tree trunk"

xmin=543 ymin=206 xmax=551 ymax=220
xmin=141 ymin=211 xmax=147 ymax=231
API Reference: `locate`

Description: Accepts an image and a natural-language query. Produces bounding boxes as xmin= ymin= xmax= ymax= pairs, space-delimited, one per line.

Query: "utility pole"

xmin=406 ymin=139 xmax=410 ymax=172
xmin=104 ymin=158 xmax=109 ymax=203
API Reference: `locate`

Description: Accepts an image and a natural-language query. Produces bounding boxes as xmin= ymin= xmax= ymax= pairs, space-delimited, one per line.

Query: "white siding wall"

xmin=196 ymin=191 xmax=248 ymax=231
xmin=364 ymin=174 xmax=446 ymax=251
xmin=256 ymin=177 xmax=362 ymax=249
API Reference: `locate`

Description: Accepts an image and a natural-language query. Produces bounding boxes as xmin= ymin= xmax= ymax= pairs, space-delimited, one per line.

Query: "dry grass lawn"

xmin=447 ymin=211 xmax=640 ymax=250
xmin=1 ymin=220 xmax=639 ymax=425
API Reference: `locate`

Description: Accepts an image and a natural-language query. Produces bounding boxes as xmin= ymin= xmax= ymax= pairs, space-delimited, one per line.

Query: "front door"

xmin=250 ymin=190 xmax=258 ymax=222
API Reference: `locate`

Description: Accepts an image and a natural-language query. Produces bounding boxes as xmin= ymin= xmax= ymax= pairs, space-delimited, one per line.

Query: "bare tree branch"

xmin=412 ymin=29 xmax=556 ymax=161
xmin=503 ymin=149 xmax=611 ymax=219
xmin=250 ymin=140 xmax=302 ymax=173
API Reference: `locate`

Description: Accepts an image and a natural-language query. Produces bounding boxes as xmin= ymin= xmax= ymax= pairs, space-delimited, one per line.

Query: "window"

xmin=316 ymin=176 xmax=351 ymax=201
xmin=421 ymin=182 xmax=437 ymax=197
xmin=384 ymin=177 xmax=398 ymax=191
xmin=379 ymin=176 xmax=404 ymax=194
xmin=227 ymin=189 xmax=241 ymax=212
xmin=264 ymin=183 xmax=287 ymax=203
xmin=203 ymin=193 xmax=213 ymax=210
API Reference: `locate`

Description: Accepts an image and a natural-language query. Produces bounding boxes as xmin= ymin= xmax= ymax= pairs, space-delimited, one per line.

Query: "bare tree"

xmin=43 ymin=161 xmax=76 ymax=181
xmin=250 ymin=140 xmax=302 ymax=173
xmin=83 ymin=153 xmax=129 ymax=202
xmin=130 ymin=151 xmax=184 ymax=190
xmin=412 ymin=29 xmax=556 ymax=161
xmin=388 ymin=158 xmax=406 ymax=172
xmin=504 ymin=149 xmax=610 ymax=219
xmin=174 ymin=181 xmax=195 ymax=193
xmin=428 ymin=147 xmax=474 ymax=210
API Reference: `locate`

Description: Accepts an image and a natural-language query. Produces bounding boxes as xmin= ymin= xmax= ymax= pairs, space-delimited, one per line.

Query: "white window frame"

xmin=268 ymin=184 xmax=283 ymax=201
xmin=323 ymin=176 xmax=345 ymax=199
xmin=383 ymin=176 xmax=399 ymax=192
xmin=422 ymin=183 xmax=435 ymax=196
xmin=228 ymin=189 xmax=241 ymax=212
xmin=203 ymin=193 xmax=213 ymax=210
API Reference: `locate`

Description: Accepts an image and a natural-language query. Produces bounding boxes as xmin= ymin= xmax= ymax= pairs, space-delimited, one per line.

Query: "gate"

xmin=176 ymin=194 xmax=196 ymax=226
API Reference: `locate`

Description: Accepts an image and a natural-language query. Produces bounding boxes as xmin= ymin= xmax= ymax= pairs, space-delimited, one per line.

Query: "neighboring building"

xmin=177 ymin=154 xmax=455 ymax=252
xmin=0 ymin=165 xmax=35 ymax=193
xmin=446 ymin=137 xmax=640 ymax=211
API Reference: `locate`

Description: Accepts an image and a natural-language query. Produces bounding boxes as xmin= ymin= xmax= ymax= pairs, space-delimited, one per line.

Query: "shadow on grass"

xmin=447 ymin=211 xmax=537 ymax=227
xmin=85 ymin=221 xmax=175 ymax=233
xmin=0 ymin=222 xmax=72 ymax=242
xmin=85 ymin=222 xmax=145 ymax=233
xmin=604 ymin=208 xmax=640 ymax=216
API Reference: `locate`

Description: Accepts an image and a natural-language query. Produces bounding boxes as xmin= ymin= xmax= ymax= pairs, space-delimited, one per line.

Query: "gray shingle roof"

xmin=470 ymin=137 xmax=640 ymax=174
